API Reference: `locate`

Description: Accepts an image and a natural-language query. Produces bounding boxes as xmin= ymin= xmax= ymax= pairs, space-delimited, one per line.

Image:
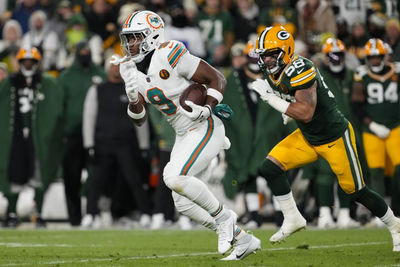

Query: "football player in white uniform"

xmin=112 ymin=10 xmax=260 ymax=260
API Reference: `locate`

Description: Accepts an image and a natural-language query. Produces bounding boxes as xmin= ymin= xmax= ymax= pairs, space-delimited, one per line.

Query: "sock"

xmin=351 ymin=186 xmax=388 ymax=217
xmin=369 ymin=168 xmax=385 ymax=197
xmin=6 ymin=193 xmax=18 ymax=214
xmin=34 ymin=187 xmax=44 ymax=214
xmin=319 ymin=206 xmax=332 ymax=218
xmin=317 ymin=182 xmax=333 ymax=207
xmin=172 ymin=192 xmax=217 ymax=231
xmin=338 ymin=186 xmax=351 ymax=208
xmin=212 ymin=204 xmax=230 ymax=224
xmin=259 ymin=158 xmax=291 ymax=196
xmin=234 ymin=226 xmax=249 ymax=243
xmin=337 ymin=208 xmax=350 ymax=221
xmin=274 ymin=191 xmax=303 ymax=221
xmin=245 ymin=193 xmax=259 ymax=212
xmin=380 ymin=207 xmax=399 ymax=230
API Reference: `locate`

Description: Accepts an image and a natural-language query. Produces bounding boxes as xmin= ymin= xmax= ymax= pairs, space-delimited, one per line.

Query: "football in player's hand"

xmin=179 ymin=83 xmax=207 ymax=112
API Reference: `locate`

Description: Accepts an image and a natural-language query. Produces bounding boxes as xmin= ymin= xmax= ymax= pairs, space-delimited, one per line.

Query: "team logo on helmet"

xmin=159 ymin=69 xmax=170 ymax=79
xmin=146 ymin=13 xmax=163 ymax=29
xmin=277 ymin=31 xmax=290 ymax=40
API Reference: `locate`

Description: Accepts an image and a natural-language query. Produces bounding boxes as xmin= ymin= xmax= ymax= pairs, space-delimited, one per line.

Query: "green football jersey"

xmin=264 ymin=55 xmax=347 ymax=145
xmin=354 ymin=63 xmax=400 ymax=129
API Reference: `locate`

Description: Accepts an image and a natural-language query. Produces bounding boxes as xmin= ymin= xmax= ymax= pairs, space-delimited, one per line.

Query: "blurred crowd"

xmin=0 ymin=0 xmax=399 ymax=229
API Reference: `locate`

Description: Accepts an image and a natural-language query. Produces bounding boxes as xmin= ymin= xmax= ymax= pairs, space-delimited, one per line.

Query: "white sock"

xmin=338 ymin=208 xmax=350 ymax=219
xmin=274 ymin=191 xmax=303 ymax=221
xmin=380 ymin=207 xmax=398 ymax=230
xmin=319 ymin=206 xmax=332 ymax=218
xmin=234 ymin=226 xmax=249 ymax=243
xmin=245 ymin=193 xmax=259 ymax=212
xmin=172 ymin=192 xmax=217 ymax=231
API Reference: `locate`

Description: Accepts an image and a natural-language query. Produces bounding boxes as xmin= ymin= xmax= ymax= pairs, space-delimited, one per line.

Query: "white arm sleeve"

xmin=82 ymin=85 xmax=98 ymax=148
xmin=176 ymin=51 xmax=201 ymax=80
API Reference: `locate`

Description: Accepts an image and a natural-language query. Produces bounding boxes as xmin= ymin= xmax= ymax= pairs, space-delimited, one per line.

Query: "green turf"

xmin=0 ymin=228 xmax=399 ymax=266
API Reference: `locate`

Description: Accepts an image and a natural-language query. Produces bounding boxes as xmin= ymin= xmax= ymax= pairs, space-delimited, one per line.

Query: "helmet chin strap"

xmin=329 ymin=62 xmax=344 ymax=73
xmin=21 ymin=65 xmax=37 ymax=77
xmin=370 ymin=61 xmax=385 ymax=73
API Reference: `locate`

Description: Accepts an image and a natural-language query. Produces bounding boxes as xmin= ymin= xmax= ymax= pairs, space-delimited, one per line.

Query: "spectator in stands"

xmin=296 ymin=0 xmax=337 ymax=53
xmin=346 ymin=21 xmax=370 ymax=63
xmin=59 ymin=41 xmax=106 ymax=226
xmin=0 ymin=19 xmax=22 ymax=72
xmin=232 ymin=0 xmax=259 ymax=43
xmin=60 ymin=13 xmax=103 ymax=67
xmin=81 ymin=55 xmax=152 ymax=228
xmin=196 ymin=0 xmax=235 ymax=66
xmin=11 ymin=0 xmax=39 ymax=34
xmin=48 ymin=0 xmax=74 ymax=46
xmin=385 ymin=18 xmax=400 ymax=61
xmin=367 ymin=12 xmax=387 ymax=39
xmin=83 ymin=0 xmax=117 ymax=41
xmin=333 ymin=0 xmax=368 ymax=32
xmin=165 ymin=3 xmax=205 ymax=58
xmin=259 ymin=0 xmax=297 ymax=36
xmin=0 ymin=47 xmax=64 ymax=228
xmin=21 ymin=10 xmax=60 ymax=71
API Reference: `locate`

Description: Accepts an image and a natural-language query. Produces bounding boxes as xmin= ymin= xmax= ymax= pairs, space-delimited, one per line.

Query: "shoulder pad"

xmin=287 ymin=57 xmax=317 ymax=88
xmin=157 ymin=40 xmax=188 ymax=68
xmin=354 ymin=65 xmax=368 ymax=81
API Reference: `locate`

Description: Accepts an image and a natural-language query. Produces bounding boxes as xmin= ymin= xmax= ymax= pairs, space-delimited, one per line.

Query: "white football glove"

xmin=119 ymin=57 xmax=139 ymax=102
xmin=282 ymin=113 xmax=294 ymax=125
xmin=250 ymin=79 xmax=274 ymax=102
xmin=180 ymin=101 xmax=211 ymax=122
xmin=369 ymin=121 xmax=390 ymax=139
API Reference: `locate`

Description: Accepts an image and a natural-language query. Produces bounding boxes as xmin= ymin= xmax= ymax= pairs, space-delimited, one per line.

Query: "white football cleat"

xmin=139 ymin=214 xmax=151 ymax=228
xmin=336 ymin=217 xmax=360 ymax=229
xmin=177 ymin=215 xmax=192 ymax=230
xmin=317 ymin=215 xmax=336 ymax=229
xmin=391 ymin=219 xmax=400 ymax=252
xmin=81 ymin=214 xmax=94 ymax=228
xmin=270 ymin=216 xmax=306 ymax=243
xmin=150 ymin=213 xmax=165 ymax=230
xmin=216 ymin=210 xmax=237 ymax=254
xmin=221 ymin=234 xmax=261 ymax=261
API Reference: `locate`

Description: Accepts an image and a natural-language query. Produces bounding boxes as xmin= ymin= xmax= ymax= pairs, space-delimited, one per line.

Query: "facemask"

xmin=370 ymin=61 xmax=385 ymax=73
xmin=328 ymin=62 xmax=344 ymax=73
xmin=21 ymin=65 xmax=37 ymax=77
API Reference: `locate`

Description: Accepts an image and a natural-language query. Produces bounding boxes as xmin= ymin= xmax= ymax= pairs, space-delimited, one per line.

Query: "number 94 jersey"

xmin=136 ymin=40 xmax=202 ymax=135
xmin=354 ymin=62 xmax=400 ymax=129
xmin=264 ymin=55 xmax=347 ymax=146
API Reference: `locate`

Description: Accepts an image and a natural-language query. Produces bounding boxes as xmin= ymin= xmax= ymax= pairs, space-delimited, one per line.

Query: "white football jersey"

xmin=136 ymin=40 xmax=201 ymax=135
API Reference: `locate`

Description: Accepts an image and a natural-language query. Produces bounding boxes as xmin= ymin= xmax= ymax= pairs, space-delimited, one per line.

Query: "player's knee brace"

xmin=259 ymin=158 xmax=285 ymax=182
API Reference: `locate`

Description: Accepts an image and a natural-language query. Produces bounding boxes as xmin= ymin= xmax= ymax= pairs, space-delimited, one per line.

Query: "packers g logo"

xmin=146 ymin=14 xmax=163 ymax=29
xmin=159 ymin=69 xmax=170 ymax=79
xmin=277 ymin=30 xmax=290 ymax=40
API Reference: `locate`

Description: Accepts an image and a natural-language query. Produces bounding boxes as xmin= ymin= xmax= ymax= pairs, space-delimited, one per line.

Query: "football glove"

xmin=180 ymin=101 xmax=211 ymax=122
xmin=250 ymin=79 xmax=274 ymax=102
xmin=369 ymin=121 xmax=390 ymax=139
xmin=282 ymin=113 xmax=294 ymax=125
xmin=119 ymin=57 xmax=139 ymax=103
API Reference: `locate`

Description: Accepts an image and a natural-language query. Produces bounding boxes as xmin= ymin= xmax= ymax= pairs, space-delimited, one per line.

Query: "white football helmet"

xmin=120 ymin=10 xmax=165 ymax=63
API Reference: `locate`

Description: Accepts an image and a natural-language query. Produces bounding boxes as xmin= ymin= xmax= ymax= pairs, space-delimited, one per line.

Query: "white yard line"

xmin=0 ymin=242 xmax=72 ymax=247
xmin=0 ymin=241 xmax=390 ymax=266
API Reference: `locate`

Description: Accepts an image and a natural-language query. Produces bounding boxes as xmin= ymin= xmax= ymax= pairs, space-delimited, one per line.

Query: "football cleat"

xmin=216 ymin=210 xmax=237 ymax=254
xmin=391 ymin=219 xmax=400 ymax=252
xmin=317 ymin=215 xmax=336 ymax=229
xmin=270 ymin=216 xmax=306 ymax=243
xmin=221 ymin=234 xmax=261 ymax=261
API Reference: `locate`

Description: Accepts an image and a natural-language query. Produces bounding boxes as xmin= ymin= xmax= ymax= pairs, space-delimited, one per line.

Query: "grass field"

xmin=0 ymin=227 xmax=399 ymax=266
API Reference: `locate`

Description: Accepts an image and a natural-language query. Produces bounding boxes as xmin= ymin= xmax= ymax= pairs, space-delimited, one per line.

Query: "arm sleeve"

xmin=82 ymin=85 xmax=97 ymax=148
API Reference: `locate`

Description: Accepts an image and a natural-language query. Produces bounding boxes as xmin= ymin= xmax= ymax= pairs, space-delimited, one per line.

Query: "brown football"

xmin=179 ymin=83 xmax=207 ymax=112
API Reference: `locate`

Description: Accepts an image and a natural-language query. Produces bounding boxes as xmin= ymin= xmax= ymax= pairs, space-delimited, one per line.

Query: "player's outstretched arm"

xmin=285 ymin=81 xmax=317 ymax=123
xmin=190 ymin=60 xmax=226 ymax=110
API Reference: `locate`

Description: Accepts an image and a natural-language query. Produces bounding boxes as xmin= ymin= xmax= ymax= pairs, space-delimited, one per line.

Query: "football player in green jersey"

xmin=250 ymin=26 xmax=400 ymax=252
xmin=351 ymin=38 xmax=400 ymax=223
